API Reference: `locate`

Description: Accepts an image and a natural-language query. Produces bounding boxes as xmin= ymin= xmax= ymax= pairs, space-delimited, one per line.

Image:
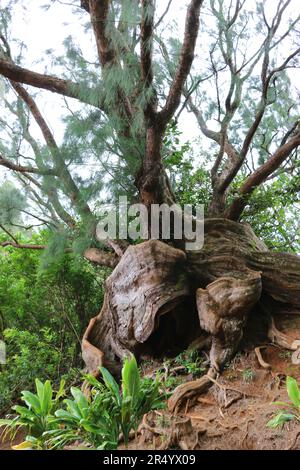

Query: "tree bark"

xmin=82 ymin=218 xmax=300 ymax=376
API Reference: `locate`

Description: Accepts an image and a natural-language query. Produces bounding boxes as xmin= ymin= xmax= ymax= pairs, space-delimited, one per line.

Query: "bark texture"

xmin=82 ymin=219 xmax=300 ymax=376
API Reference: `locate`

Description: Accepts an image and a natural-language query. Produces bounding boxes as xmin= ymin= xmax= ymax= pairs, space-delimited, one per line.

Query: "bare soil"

xmin=121 ymin=316 xmax=300 ymax=451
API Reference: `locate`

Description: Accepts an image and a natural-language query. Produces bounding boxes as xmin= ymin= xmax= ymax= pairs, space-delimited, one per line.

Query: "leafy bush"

xmin=0 ymin=355 xmax=164 ymax=450
xmin=0 ymin=328 xmax=79 ymax=414
xmin=0 ymin=379 xmax=65 ymax=449
xmin=267 ymin=376 xmax=300 ymax=428
xmin=48 ymin=354 xmax=164 ymax=449
xmin=0 ymin=233 xmax=109 ymax=414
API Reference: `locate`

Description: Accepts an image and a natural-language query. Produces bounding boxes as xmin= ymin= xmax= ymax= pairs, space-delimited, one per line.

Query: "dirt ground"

xmin=124 ymin=348 xmax=300 ymax=451
xmin=1 ymin=315 xmax=300 ymax=451
xmin=123 ymin=315 xmax=300 ymax=451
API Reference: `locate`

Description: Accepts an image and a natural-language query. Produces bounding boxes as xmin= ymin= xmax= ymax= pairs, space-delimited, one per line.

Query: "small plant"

xmin=44 ymin=385 xmax=119 ymax=449
xmin=175 ymin=349 xmax=206 ymax=377
xmin=163 ymin=375 xmax=183 ymax=391
xmin=242 ymin=368 xmax=256 ymax=382
xmin=267 ymin=376 xmax=300 ymax=429
xmin=0 ymin=378 xmax=65 ymax=449
xmin=47 ymin=354 xmax=164 ymax=449
xmin=278 ymin=350 xmax=292 ymax=360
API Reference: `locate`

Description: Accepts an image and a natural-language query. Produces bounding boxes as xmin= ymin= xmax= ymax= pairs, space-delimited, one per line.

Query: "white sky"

xmin=0 ymin=0 xmax=299 ymax=185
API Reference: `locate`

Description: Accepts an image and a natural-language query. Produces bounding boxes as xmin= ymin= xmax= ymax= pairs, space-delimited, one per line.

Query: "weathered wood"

xmin=196 ymin=271 xmax=262 ymax=371
xmin=82 ymin=240 xmax=190 ymax=373
xmin=82 ymin=218 xmax=300 ymax=377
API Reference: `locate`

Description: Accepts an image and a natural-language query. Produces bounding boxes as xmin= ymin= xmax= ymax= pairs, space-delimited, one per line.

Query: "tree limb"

xmin=0 ymin=154 xmax=56 ymax=176
xmin=158 ymin=0 xmax=203 ymax=127
xmin=225 ymin=131 xmax=300 ymax=220
xmin=0 ymin=240 xmax=118 ymax=268
xmin=0 ymin=57 xmax=101 ymax=107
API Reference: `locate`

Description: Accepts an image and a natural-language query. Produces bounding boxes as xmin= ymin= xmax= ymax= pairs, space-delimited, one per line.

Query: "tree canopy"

xmin=0 ymin=0 xmax=299 ymax=258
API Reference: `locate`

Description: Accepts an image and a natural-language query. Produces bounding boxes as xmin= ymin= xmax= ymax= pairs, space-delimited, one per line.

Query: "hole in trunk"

xmin=136 ymin=295 xmax=202 ymax=359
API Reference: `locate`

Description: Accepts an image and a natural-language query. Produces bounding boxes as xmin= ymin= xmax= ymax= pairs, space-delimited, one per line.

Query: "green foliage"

xmin=1 ymin=355 xmax=164 ymax=450
xmin=267 ymin=376 xmax=300 ymax=429
xmin=174 ymin=348 xmax=207 ymax=378
xmin=242 ymin=368 xmax=256 ymax=383
xmin=163 ymin=122 xmax=212 ymax=212
xmin=0 ymin=181 xmax=26 ymax=227
xmin=0 ymin=231 xmax=108 ymax=414
xmin=45 ymin=385 xmax=119 ymax=450
xmin=0 ymin=378 xmax=65 ymax=449
xmin=48 ymin=354 xmax=163 ymax=449
xmin=0 ymin=328 xmax=74 ymax=414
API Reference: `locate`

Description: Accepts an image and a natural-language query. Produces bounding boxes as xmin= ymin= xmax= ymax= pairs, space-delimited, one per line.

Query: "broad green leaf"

xmin=100 ymin=366 xmax=120 ymax=404
xmin=21 ymin=391 xmax=41 ymax=413
xmin=286 ymin=376 xmax=300 ymax=407
xmin=64 ymin=399 xmax=82 ymax=419
xmin=267 ymin=412 xmax=296 ymax=428
xmin=71 ymin=387 xmax=89 ymax=410
xmin=55 ymin=379 xmax=66 ymax=401
xmin=121 ymin=354 xmax=140 ymax=405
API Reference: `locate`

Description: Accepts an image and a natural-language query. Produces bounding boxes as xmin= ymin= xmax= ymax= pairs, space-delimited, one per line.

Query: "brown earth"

xmin=121 ymin=316 xmax=300 ymax=451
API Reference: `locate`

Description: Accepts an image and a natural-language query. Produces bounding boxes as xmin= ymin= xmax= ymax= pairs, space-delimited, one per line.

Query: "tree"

xmin=0 ymin=0 xmax=300 ymax=406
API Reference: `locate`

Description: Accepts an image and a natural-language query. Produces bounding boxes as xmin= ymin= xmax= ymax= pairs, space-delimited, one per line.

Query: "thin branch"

xmin=158 ymin=0 xmax=204 ymax=127
xmin=154 ymin=0 xmax=173 ymax=29
xmin=0 ymin=58 xmax=101 ymax=108
xmin=0 ymin=154 xmax=56 ymax=176
xmin=225 ymin=131 xmax=300 ymax=220
xmin=0 ymin=224 xmax=19 ymax=245
xmin=0 ymin=241 xmax=46 ymax=250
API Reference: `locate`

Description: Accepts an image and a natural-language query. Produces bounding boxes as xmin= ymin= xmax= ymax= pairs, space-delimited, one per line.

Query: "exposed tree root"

xmin=255 ymin=346 xmax=271 ymax=370
xmin=286 ymin=431 xmax=300 ymax=450
xmin=267 ymin=316 xmax=298 ymax=350
xmin=168 ymin=368 xmax=217 ymax=413
xmin=81 ymin=220 xmax=300 ymax=401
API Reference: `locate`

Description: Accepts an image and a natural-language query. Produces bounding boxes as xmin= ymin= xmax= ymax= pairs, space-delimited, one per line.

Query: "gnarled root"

xmin=196 ymin=271 xmax=262 ymax=372
xmin=267 ymin=316 xmax=299 ymax=351
xmin=168 ymin=368 xmax=217 ymax=413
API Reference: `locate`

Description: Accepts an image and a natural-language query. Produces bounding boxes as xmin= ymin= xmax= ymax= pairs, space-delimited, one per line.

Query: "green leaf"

xmin=99 ymin=367 xmax=121 ymax=404
xmin=286 ymin=376 xmax=300 ymax=407
xmin=21 ymin=391 xmax=41 ymax=413
xmin=64 ymin=399 xmax=82 ymax=420
xmin=55 ymin=379 xmax=66 ymax=401
xmin=70 ymin=387 xmax=89 ymax=414
xmin=0 ymin=419 xmax=13 ymax=426
xmin=267 ymin=412 xmax=296 ymax=428
xmin=121 ymin=354 xmax=140 ymax=406
xmin=270 ymin=401 xmax=290 ymax=407
xmin=37 ymin=379 xmax=53 ymax=415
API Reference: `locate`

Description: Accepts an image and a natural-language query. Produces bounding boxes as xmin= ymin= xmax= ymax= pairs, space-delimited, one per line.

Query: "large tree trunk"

xmin=82 ymin=218 xmax=300 ymax=377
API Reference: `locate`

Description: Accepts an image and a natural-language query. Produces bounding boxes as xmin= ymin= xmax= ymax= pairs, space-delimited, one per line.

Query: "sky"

xmin=0 ymin=0 xmax=299 ymax=192
xmin=0 ymin=0 xmax=199 ymax=146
